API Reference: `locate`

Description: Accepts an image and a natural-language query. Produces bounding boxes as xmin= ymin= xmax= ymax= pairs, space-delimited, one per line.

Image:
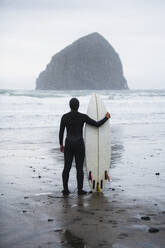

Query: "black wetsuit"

xmin=59 ymin=110 xmax=108 ymax=191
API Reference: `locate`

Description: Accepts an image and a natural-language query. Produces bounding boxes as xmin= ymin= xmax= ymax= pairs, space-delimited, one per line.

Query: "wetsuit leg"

xmin=74 ymin=139 xmax=85 ymax=191
xmin=62 ymin=139 xmax=73 ymax=191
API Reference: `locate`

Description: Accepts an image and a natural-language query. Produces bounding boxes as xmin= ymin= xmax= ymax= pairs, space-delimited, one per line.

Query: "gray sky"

xmin=0 ymin=0 xmax=165 ymax=89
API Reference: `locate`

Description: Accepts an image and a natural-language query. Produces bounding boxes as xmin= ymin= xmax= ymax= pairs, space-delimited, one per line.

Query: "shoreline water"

xmin=0 ymin=90 xmax=165 ymax=247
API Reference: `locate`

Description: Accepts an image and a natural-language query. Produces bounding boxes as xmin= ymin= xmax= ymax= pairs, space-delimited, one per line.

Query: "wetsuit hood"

xmin=69 ymin=98 xmax=79 ymax=111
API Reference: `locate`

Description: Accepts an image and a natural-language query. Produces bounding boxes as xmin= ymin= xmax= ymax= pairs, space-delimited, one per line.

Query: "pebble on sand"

xmin=109 ymin=188 xmax=115 ymax=191
xmin=148 ymin=227 xmax=159 ymax=233
xmin=54 ymin=229 xmax=63 ymax=232
xmin=48 ymin=219 xmax=54 ymax=222
xmin=141 ymin=216 xmax=151 ymax=221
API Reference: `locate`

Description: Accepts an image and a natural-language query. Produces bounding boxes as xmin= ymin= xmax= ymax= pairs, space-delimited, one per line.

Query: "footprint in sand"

xmin=117 ymin=233 xmax=129 ymax=239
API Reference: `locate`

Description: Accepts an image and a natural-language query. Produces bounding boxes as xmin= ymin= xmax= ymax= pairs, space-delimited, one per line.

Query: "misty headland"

xmin=36 ymin=33 xmax=128 ymax=90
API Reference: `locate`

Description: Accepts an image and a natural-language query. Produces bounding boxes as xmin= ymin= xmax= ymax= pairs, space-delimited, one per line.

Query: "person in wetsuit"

xmin=59 ymin=98 xmax=110 ymax=195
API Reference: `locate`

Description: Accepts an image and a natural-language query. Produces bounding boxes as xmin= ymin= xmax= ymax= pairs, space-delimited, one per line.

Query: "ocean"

xmin=1 ymin=89 xmax=165 ymax=130
xmin=0 ymin=89 xmax=165 ymax=202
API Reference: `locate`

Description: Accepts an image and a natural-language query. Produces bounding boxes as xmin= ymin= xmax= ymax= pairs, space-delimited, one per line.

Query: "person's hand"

xmin=105 ymin=112 xmax=111 ymax=119
xmin=60 ymin=145 xmax=64 ymax=153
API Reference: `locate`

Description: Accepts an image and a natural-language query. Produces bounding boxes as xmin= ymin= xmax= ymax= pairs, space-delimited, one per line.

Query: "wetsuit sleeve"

xmin=59 ymin=116 xmax=66 ymax=145
xmin=85 ymin=115 xmax=108 ymax=127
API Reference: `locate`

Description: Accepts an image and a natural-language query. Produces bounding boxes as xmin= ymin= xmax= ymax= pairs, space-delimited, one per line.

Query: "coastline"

xmin=0 ymin=122 xmax=165 ymax=248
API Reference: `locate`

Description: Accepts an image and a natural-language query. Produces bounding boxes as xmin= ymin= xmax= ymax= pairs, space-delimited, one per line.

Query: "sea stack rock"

xmin=36 ymin=33 xmax=128 ymax=90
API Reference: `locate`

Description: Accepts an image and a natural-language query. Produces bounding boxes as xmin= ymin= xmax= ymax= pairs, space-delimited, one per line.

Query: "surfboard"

xmin=85 ymin=94 xmax=111 ymax=192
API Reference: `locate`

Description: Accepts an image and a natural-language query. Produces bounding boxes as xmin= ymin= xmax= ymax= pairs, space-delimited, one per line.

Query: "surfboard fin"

xmin=100 ymin=180 xmax=103 ymax=189
xmin=97 ymin=183 xmax=101 ymax=192
xmin=93 ymin=180 xmax=95 ymax=190
xmin=89 ymin=171 xmax=92 ymax=182
xmin=105 ymin=170 xmax=110 ymax=181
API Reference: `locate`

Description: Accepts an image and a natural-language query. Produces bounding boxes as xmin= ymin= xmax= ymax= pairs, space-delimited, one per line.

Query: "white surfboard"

xmin=85 ymin=94 xmax=111 ymax=192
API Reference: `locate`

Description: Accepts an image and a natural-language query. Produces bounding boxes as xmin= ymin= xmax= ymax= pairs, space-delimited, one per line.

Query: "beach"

xmin=0 ymin=89 xmax=165 ymax=247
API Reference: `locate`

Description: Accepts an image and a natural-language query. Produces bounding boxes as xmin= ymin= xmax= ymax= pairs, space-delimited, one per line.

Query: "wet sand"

xmin=0 ymin=123 xmax=165 ymax=248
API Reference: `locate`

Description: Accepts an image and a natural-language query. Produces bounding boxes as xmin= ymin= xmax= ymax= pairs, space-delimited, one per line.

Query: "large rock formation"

xmin=36 ymin=33 xmax=128 ymax=90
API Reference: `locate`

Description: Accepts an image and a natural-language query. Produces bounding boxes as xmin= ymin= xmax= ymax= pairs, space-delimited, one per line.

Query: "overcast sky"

xmin=0 ymin=0 xmax=165 ymax=89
